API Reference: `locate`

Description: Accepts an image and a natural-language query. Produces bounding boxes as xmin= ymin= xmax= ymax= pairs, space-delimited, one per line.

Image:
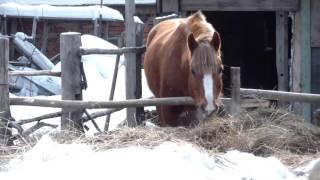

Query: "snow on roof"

xmin=0 ymin=2 xmax=124 ymax=21
xmin=0 ymin=0 xmax=156 ymax=5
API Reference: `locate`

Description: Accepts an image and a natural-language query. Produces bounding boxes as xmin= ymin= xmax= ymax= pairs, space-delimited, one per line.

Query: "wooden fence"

xmin=1 ymin=29 xmax=320 ymax=144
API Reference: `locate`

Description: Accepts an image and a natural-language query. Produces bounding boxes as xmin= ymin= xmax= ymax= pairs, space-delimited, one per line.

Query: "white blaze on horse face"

xmin=203 ymin=74 xmax=215 ymax=115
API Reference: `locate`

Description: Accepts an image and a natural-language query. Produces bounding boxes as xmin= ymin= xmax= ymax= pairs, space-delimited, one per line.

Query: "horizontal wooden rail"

xmin=240 ymin=88 xmax=320 ymax=103
xmin=10 ymin=97 xmax=196 ymax=109
xmin=9 ymin=70 xmax=61 ymax=77
xmin=79 ymin=46 xmax=146 ymax=55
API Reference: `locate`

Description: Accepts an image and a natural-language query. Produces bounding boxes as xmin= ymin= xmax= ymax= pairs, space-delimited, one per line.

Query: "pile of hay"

xmin=1 ymin=107 xmax=320 ymax=167
xmin=77 ymin=108 xmax=320 ymax=166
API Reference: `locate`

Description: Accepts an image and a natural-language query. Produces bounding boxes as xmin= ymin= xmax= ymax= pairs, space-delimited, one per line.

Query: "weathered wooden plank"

xmin=9 ymin=70 xmax=61 ymax=76
xmin=311 ymin=47 xmax=320 ymax=123
xmin=104 ymin=37 xmax=123 ymax=131
xmin=10 ymin=97 xmax=196 ymax=108
xmin=231 ymin=67 xmax=241 ymax=117
xmin=161 ymin=0 xmax=179 ymax=13
xmin=125 ymin=0 xmax=137 ymax=127
xmin=0 ymin=37 xmax=12 ymax=145
xmin=276 ymin=12 xmax=289 ymax=93
xmin=311 ymin=0 xmax=320 ymax=47
xmin=41 ymin=21 xmax=49 ymax=54
xmin=135 ymin=22 xmax=144 ymax=125
xmin=60 ymin=32 xmax=84 ymax=131
xmin=31 ymin=17 xmax=37 ymax=44
xmin=292 ymin=4 xmax=302 ymax=114
xmin=240 ymin=88 xmax=320 ymax=103
xmin=301 ymin=0 xmax=312 ymax=122
xmin=80 ymin=46 xmax=146 ymax=55
xmin=9 ymin=18 xmax=17 ymax=61
xmin=179 ymin=0 xmax=299 ymax=11
xmin=0 ymin=37 xmax=10 ymax=118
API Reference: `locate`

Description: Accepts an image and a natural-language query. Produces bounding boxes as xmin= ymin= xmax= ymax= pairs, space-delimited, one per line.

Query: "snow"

xmin=0 ymin=0 xmax=156 ymax=5
xmin=0 ymin=135 xmax=306 ymax=180
xmin=0 ymin=2 xmax=123 ymax=21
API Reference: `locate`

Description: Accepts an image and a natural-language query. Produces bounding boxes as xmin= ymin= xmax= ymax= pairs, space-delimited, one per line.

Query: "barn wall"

xmin=311 ymin=0 xmax=320 ymax=122
xmin=160 ymin=0 xmax=299 ymax=12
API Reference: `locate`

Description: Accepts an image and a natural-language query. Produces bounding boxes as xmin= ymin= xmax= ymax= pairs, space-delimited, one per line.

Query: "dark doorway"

xmin=202 ymin=11 xmax=277 ymax=97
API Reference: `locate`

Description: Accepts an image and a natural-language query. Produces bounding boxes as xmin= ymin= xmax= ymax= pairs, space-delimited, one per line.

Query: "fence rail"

xmin=79 ymin=46 xmax=146 ymax=55
xmin=240 ymin=88 xmax=320 ymax=103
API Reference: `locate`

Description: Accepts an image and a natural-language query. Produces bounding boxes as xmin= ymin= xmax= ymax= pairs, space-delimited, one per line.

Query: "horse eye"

xmin=191 ymin=69 xmax=196 ymax=75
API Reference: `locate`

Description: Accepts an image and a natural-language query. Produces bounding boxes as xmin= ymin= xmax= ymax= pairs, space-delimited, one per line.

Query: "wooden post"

xmin=276 ymin=11 xmax=289 ymax=107
xmin=301 ymin=0 xmax=311 ymax=122
xmin=104 ymin=36 xmax=124 ymax=131
xmin=41 ymin=21 xmax=49 ymax=54
xmin=125 ymin=0 xmax=137 ymax=127
xmin=135 ymin=22 xmax=145 ymax=125
xmin=60 ymin=32 xmax=84 ymax=132
xmin=0 ymin=37 xmax=12 ymax=145
xmin=276 ymin=11 xmax=289 ymax=92
xmin=31 ymin=17 xmax=37 ymax=44
xmin=93 ymin=19 xmax=99 ymax=37
xmin=9 ymin=18 xmax=17 ymax=61
xmin=231 ymin=67 xmax=241 ymax=117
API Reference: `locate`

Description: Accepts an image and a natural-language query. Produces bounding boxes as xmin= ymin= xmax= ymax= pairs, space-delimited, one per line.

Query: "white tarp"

xmin=0 ymin=0 xmax=156 ymax=5
xmin=0 ymin=2 xmax=123 ymax=21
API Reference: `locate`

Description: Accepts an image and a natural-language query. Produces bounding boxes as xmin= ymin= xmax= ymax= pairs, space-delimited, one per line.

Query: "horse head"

xmin=187 ymin=30 xmax=223 ymax=118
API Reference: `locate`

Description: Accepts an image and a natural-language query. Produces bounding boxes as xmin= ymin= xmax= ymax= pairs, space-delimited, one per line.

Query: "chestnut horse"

xmin=144 ymin=11 xmax=223 ymax=127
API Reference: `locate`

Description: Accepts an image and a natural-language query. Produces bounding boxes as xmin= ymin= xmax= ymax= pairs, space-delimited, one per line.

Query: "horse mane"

xmin=187 ymin=11 xmax=215 ymax=42
xmin=186 ymin=11 xmax=222 ymax=75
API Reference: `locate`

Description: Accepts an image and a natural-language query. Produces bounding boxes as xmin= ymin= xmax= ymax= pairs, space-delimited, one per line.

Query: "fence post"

xmin=135 ymin=22 xmax=145 ymax=125
xmin=125 ymin=0 xmax=137 ymax=127
xmin=60 ymin=32 xmax=84 ymax=132
xmin=231 ymin=67 xmax=241 ymax=117
xmin=0 ymin=36 xmax=12 ymax=145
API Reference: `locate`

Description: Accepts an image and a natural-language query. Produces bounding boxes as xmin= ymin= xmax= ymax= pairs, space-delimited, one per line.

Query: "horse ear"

xmin=188 ymin=33 xmax=198 ymax=52
xmin=211 ymin=31 xmax=221 ymax=51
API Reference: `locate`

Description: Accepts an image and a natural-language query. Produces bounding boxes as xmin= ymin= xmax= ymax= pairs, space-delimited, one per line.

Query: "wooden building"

xmin=158 ymin=0 xmax=320 ymax=122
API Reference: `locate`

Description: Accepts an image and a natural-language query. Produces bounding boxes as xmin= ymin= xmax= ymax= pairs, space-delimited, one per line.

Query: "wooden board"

xmin=276 ymin=11 xmax=289 ymax=92
xmin=311 ymin=47 xmax=320 ymax=122
xmin=180 ymin=0 xmax=299 ymax=11
xmin=161 ymin=0 xmax=179 ymax=13
xmin=311 ymin=0 xmax=320 ymax=47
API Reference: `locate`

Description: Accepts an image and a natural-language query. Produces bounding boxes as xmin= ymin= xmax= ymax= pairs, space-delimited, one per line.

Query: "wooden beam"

xmin=9 ymin=18 xmax=17 ymax=61
xmin=301 ymin=0 xmax=312 ymax=122
xmin=60 ymin=32 xmax=84 ymax=132
xmin=240 ymin=88 xmax=320 ymax=103
xmin=0 ymin=37 xmax=10 ymax=118
xmin=276 ymin=11 xmax=289 ymax=93
xmin=9 ymin=70 xmax=61 ymax=76
xmin=80 ymin=46 xmax=146 ymax=55
xmin=311 ymin=0 xmax=320 ymax=47
xmin=135 ymin=22 xmax=145 ymax=125
xmin=125 ymin=0 xmax=137 ymax=127
xmin=180 ymin=0 xmax=299 ymax=11
xmin=41 ymin=21 xmax=49 ymax=54
xmin=10 ymin=97 xmax=196 ymax=109
xmin=31 ymin=17 xmax=37 ymax=44
xmin=161 ymin=0 xmax=179 ymax=13
xmin=231 ymin=67 xmax=241 ymax=117
xmin=0 ymin=37 xmax=12 ymax=145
